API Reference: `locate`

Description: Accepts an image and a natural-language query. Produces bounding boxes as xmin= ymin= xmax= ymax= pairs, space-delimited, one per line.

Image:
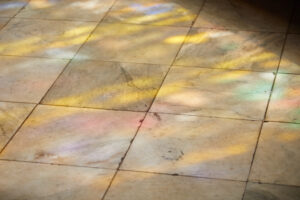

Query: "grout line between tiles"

xmin=241 ymin=1 xmax=297 ymax=199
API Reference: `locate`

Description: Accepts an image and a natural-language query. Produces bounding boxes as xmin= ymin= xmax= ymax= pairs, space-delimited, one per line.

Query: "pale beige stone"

xmin=0 ymin=19 xmax=97 ymax=58
xmin=16 ymin=0 xmax=115 ymax=21
xmin=0 ymin=105 xmax=144 ymax=168
xmin=266 ymin=74 xmax=300 ymax=123
xmin=151 ymin=67 xmax=274 ymax=120
xmin=104 ymin=0 xmax=204 ymax=26
xmin=0 ymin=1 xmax=28 ymax=17
xmin=76 ymin=23 xmax=189 ymax=64
xmin=250 ymin=122 xmax=300 ymax=186
xmin=105 ymin=171 xmax=245 ymax=200
xmin=0 ymin=17 xmax=10 ymax=29
xmin=0 ymin=102 xmax=34 ymax=150
xmin=0 ymin=56 xmax=68 ymax=102
xmin=121 ymin=113 xmax=261 ymax=180
xmin=0 ymin=160 xmax=115 ymax=200
xmin=194 ymin=0 xmax=293 ymax=32
xmin=279 ymin=34 xmax=300 ymax=74
xmin=174 ymin=28 xmax=285 ymax=71
xmin=42 ymin=60 xmax=168 ymax=111
xmin=244 ymin=182 xmax=300 ymax=200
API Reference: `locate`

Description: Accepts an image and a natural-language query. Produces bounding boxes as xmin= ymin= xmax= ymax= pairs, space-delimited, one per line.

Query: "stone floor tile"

xmin=250 ymin=122 xmax=300 ymax=186
xmin=121 ymin=113 xmax=261 ymax=180
xmin=16 ymin=0 xmax=115 ymax=21
xmin=0 ymin=0 xmax=28 ymax=17
xmin=76 ymin=23 xmax=189 ymax=65
xmin=266 ymin=74 xmax=300 ymax=123
xmin=193 ymin=0 xmax=293 ymax=32
xmin=0 ymin=102 xmax=34 ymax=150
xmin=0 ymin=105 xmax=144 ymax=168
xmin=174 ymin=28 xmax=284 ymax=71
xmin=0 ymin=56 xmax=68 ymax=103
xmin=151 ymin=67 xmax=274 ymax=120
xmin=0 ymin=19 xmax=97 ymax=58
xmin=244 ymin=182 xmax=300 ymax=200
xmin=0 ymin=160 xmax=115 ymax=200
xmin=42 ymin=60 xmax=168 ymax=111
xmin=279 ymin=34 xmax=300 ymax=74
xmin=0 ymin=17 xmax=10 ymax=29
xmin=105 ymin=171 xmax=245 ymax=200
xmin=104 ymin=0 xmax=204 ymax=26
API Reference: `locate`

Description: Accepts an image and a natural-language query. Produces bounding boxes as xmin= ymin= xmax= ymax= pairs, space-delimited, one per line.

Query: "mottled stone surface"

xmin=0 ymin=161 xmax=115 ymax=200
xmin=244 ymin=182 xmax=300 ymax=200
xmin=104 ymin=0 xmax=204 ymax=26
xmin=194 ymin=0 xmax=293 ymax=32
xmin=0 ymin=18 xmax=10 ymax=29
xmin=266 ymin=74 xmax=300 ymax=123
xmin=0 ymin=56 xmax=68 ymax=103
xmin=42 ymin=60 xmax=168 ymax=111
xmin=0 ymin=19 xmax=97 ymax=58
xmin=0 ymin=102 xmax=34 ymax=150
xmin=105 ymin=171 xmax=245 ymax=200
xmin=121 ymin=113 xmax=261 ymax=180
xmin=174 ymin=28 xmax=285 ymax=71
xmin=0 ymin=105 xmax=144 ymax=168
xmin=250 ymin=122 xmax=300 ymax=186
xmin=76 ymin=23 xmax=189 ymax=64
xmin=151 ymin=67 xmax=274 ymax=120
xmin=0 ymin=0 xmax=28 ymax=17
xmin=279 ymin=34 xmax=300 ymax=74
xmin=16 ymin=0 xmax=115 ymax=21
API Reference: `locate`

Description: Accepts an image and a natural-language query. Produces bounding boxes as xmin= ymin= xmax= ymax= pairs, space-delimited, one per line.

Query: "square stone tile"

xmin=42 ymin=60 xmax=168 ymax=111
xmin=0 ymin=17 xmax=10 ymax=29
xmin=193 ymin=0 xmax=293 ymax=32
xmin=0 ymin=102 xmax=34 ymax=151
xmin=16 ymin=0 xmax=115 ymax=21
xmin=151 ymin=67 xmax=274 ymax=120
xmin=0 ymin=161 xmax=115 ymax=200
xmin=0 ymin=56 xmax=68 ymax=103
xmin=279 ymin=34 xmax=300 ymax=74
xmin=76 ymin=23 xmax=189 ymax=64
xmin=250 ymin=122 xmax=300 ymax=186
xmin=0 ymin=105 xmax=144 ymax=168
xmin=105 ymin=171 xmax=245 ymax=200
xmin=104 ymin=0 xmax=204 ymax=26
xmin=121 ymin=113 xmax=261 ymax=180
xmin=0 ymin=18 xmax=97 ymax=58
xmin=266 ymin=74 xmax=300 ymax=123
xmin=0 ymin=0 xmax=27 ymax=17
xmin=174 ymin=28 xmax=285 ymax=71
xmin=244 ymin=182 xmax=300 ymax=200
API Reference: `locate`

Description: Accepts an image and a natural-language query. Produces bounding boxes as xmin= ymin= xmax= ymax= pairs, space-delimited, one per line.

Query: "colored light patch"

xmin=165 ymin=32 xmax=208 ymax=44
xmin=0 ymin=2 xmax=26 ymax=10
xmin=130 ymin=3 xmax=173 ymax=15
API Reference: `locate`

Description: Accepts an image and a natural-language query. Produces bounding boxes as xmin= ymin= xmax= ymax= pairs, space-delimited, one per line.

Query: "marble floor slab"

xmin=105 ymin=171 xmax=245 ymax=200
xmin=151 ymin=67 xmax=274 ymax=120
xmin=104 ymin=0 xmax=204 ymax=26
xmin=250 ymin=122 xmax=300 ymax=186
xmin=121 ymin=113 xmax=261 ymax=180
xmin=0 ymin=56 xmax=68 ymax=103
xmin=193 ymin=0 xmax=293 ymax=32
xmin=75 ymin=23 xmax=189 ymax=64
xmin=0 ymin=17 xmax=10 ymax=29
xmin=42 ymin=60 xmax=168 ymax=111
xmin=174 ymin=28 xmax=285 ymax=71
xmin=243 ymin=182 xmax=300 ymax=200
xmin=0 ymin=0 xmax=28 ymax=17
xmin=0 ymin=18 xmax=97 ymax=58
xmin=0 ymin=105 xmax=144 ymax=168
xmin=16 ymin=0 xmax=115 ymax=21
xmin=0 ymin=102 xmax=34 ymax=151
xmin=279 ymin=34 xmax=300 ymax=74
xmin=266 ymin=74 xmax=300 ymax=123
xmin=0 ymin=160 xmax=115 ymax=200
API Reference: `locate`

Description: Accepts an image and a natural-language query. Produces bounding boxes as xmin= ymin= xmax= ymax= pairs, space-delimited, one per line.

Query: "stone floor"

xmin=0 ymin=0 xmax=299 ymax=199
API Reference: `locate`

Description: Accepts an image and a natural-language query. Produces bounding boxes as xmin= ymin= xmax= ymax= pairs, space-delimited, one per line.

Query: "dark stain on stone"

xmin=153 ymin=113 xmax=161 ymax=121
xmin=35 ymin=152 xmax=54 ymax=159
xmin=162 ymin=148 xmax=184 ymax=161
xmin=244 ymin=189 xmax=280 ymax=200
